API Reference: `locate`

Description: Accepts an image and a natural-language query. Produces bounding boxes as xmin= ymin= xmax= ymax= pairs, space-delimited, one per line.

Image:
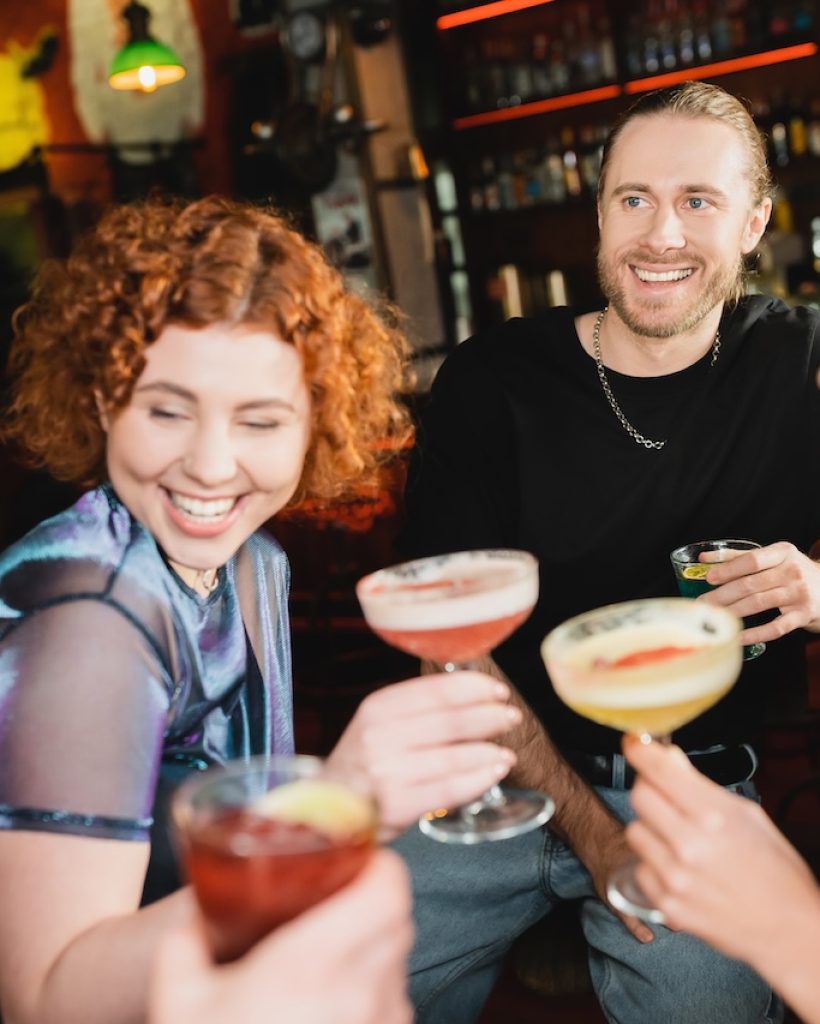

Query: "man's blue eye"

xmin=626 ymin=196 xmax=642 ymax=208
xmin=688 ymin=197 xmax=706 ymax=209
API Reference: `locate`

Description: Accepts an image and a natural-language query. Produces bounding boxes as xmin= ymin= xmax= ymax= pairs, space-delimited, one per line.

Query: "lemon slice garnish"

xmin=682 ymin=564 xmax=710 ymax=580
xmin=252 ymin=779 xmax=374 ymax=838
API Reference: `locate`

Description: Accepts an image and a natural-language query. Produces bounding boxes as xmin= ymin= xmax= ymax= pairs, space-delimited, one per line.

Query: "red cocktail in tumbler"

xmin=172 ymin=755 xmax=376 ymax=962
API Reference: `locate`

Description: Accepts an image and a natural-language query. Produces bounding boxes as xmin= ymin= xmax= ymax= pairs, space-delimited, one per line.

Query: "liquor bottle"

xmin=692 ymin=0 xmax=713 ymax=60
xmin=550 ymin=38 xmax=570 ymax=94
xmin=788 ymin=96 xmax=808 ymax=157
xmin=624 ymin=14 xmax=645 ymax=77
xmin=497 ymin=155 xmax=517 ymax=210
xmin=481 ymin=156 xmax=501 ymax=211
xmin=562 ymin=14 xmax=582 ymax=90
xmin=677 ymin=0 xmax=696 ymax=63
xmin=807 ymin=99 xmax=820 ymax=157
xmin=711 ymin=0 xmax=732 ymax=57
xmin=531 ymin=33 xmax=553 ymax=97
xmin=576 ymin=3 xmax=602 ymax=85
xmin=508 ymin=37 xmax=534 ymax=106
xmin=643 ymin=0 xmax=662 ymax=73
xmin=659 ymin=0 xmax=678 ymax=68
xmin=467 ymin=160 xmax=485 ymax=213
xmin=770 ymin=122 xmax=790 ymax=166
xmin=542 ymin=143 xmax=567 ymax=203
xmin=597 ymin=16 xmax=618 ymax=81
xmin=561 ymin=128 xmax=583 ymax=198
xmin=726 ymin=0 xmax=747 ymax=51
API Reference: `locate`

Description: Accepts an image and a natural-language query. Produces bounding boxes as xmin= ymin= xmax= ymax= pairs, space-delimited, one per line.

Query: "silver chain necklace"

xmin=591 ymin=307 xmax=721 ymax=451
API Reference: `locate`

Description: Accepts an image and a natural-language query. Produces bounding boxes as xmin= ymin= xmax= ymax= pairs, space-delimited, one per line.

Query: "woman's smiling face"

xmin=101 ymin=322 xmax=311 ymax=587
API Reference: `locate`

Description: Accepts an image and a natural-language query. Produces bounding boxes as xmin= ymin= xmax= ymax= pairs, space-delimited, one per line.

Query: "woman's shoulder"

xmin=0 ymin=486 xmax=162 ymax=617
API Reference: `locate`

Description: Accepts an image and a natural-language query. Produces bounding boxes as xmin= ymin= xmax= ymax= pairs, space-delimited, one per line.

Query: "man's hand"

xmin=701 ymin=541 xmax=820 ymax=642
xmin=328 ymin=672 xmax=521 ymax=837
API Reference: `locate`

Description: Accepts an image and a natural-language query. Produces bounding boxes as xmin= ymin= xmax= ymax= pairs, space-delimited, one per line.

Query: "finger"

xmin=631 ymin=860 xmax=684 ymax=930
xmin=610 ymin=904 xmax=655 ymax=943
xmin=373 ymin=740 xmax=516 ymax=787
xmin=361 ymin=702 xmax=521 ymax=756
xmin=739 ymin=607 xmax=810 ymax=644
xmin=622 ymin=735 xmax=707 ymax=814
xmin=357 ymin=673 xmax=510 ymax=721
xmin=378 ymin=757 xmax=521 ymax=828
xmin=629 ymin=777 xmax=692 ymax=842
xmin=702 ymin=542 xmax=788 ymax=584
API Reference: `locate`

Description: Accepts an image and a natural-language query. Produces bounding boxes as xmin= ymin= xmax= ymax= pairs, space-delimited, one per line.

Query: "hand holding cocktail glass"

xmin=356 ymin=549 xmax=554 ymax=843
xmin=671 ymin=539 xmax=766 ymax=660
xmin=541 ymin=597 xmax=742 ymax=923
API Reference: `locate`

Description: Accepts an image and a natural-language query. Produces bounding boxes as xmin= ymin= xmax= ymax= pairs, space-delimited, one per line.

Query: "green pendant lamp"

xmin=108 ymin=1 xmax=186 ymax=93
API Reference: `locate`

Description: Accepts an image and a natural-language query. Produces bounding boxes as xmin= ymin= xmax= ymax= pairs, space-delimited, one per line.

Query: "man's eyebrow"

xmin=610 ymin=182 xmax=729 ymax=200
xmin=611 ymin=183 xmax=652 ymax=197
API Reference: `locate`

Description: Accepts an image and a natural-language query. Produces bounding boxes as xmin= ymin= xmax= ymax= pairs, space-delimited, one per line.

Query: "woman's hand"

xmin=149 ymin=850 xmax=413 ymax=1024
xmin=328 ymin=672 xmax=521 ymax=835
xmin=623 ymin=735 xmax=819 ymax=967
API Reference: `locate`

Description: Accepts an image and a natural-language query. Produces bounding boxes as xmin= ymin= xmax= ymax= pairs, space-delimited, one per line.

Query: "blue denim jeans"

xmin=391 ymin=785 xmax=782 ymax=1024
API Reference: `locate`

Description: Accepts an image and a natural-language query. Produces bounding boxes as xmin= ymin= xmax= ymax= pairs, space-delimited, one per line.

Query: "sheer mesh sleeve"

xmin=0 ymin=598 xmax=173 ymax=841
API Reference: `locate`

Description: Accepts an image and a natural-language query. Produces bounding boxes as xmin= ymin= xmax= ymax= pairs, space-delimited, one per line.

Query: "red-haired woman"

xmin=0 ymin=196 xmax=519 ymax=1024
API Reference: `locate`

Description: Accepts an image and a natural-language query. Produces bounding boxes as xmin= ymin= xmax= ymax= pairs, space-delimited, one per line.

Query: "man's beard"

xmin=596 ymin=248 xmax=744 ymax=338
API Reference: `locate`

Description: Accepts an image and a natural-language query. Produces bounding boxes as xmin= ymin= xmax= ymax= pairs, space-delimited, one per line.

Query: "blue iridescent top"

xmin=0 ymin=485 xmax=294 ymax=895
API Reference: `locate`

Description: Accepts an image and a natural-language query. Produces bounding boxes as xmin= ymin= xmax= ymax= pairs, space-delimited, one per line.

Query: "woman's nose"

xmin=182 ymin=425 xmax=237 ymax=485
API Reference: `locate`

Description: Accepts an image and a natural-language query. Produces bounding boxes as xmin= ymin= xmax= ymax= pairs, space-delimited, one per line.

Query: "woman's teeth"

xmin=170 ymin=493 xmax=236 ymax=520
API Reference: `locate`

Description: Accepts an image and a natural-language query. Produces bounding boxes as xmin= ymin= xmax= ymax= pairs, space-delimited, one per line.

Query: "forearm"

xmin=421 ymin=655 xmax=624 ymax=859
xmin=20 ymin=889 xmax=194 ymax=1024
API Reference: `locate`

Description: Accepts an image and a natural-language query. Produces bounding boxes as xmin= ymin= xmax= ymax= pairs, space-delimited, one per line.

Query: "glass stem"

xmin=443 ymin=660 xmax=507 ymax=817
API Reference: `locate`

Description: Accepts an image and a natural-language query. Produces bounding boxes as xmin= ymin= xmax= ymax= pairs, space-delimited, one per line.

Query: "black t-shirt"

xmin=401 ymin=296 xmax=820 ymax=755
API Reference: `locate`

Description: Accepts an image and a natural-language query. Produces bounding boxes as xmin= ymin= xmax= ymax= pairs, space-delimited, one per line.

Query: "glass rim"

xmin=171 ymin=754 xmax=327 ymax=827
xmin=670 ymin=538 xmax=762 ymax=563
xmin=541 ymin=596 xmax=742 ymax=667
xmin=356 ymin=547 xmax=537 ymax=597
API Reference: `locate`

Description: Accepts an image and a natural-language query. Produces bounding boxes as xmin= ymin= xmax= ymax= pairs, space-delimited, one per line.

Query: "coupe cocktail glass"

xmin=356 ymin=549 xmax=554 ymax=843
xmin=172 ymin=755 xmax=376 ymax=962
xmin=671 ymin=539 xmax=766 ymax=660
xmin=541 ymin=597 xmax=742 ymax=922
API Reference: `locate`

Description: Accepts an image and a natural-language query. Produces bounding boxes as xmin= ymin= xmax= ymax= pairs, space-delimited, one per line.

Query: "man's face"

xmin=597 ymin=114 xmax=770 ymax=338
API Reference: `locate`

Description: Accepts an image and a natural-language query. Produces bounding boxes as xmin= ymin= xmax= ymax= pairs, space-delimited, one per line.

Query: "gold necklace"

xmin=591 ymin=307 xmax=720 ymax=451
xmin=196 ymin=568 xmax=220 ymax=594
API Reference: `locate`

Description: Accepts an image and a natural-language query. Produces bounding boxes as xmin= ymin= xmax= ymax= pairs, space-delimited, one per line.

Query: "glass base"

xmin=418 ymin=787 xmax=555 ymax=845
xmin=606 ymin=859 xmax=666 ymax=924
xmin=743 ymin=642 xmax=766 ymax=661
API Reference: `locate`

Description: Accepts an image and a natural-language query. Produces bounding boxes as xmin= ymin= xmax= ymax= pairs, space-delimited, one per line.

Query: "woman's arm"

xmin=624 ymin=735 xmax=820 ymax=1024
xmin=0 ymin=832 xmax=191 ymax=1024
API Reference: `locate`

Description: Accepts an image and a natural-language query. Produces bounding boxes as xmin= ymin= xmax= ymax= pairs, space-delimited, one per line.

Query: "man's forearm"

xmin=421 ymin=655 xmax=625 ymax=860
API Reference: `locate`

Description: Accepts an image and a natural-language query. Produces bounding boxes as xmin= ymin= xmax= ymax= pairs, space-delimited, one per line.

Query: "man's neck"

xmin=576 ymin=304 xmax=724 ymax=377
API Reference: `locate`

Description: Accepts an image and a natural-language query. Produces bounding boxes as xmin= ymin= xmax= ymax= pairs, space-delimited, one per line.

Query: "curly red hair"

xmin=4 ymin=195 xmax=413 ymax=505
